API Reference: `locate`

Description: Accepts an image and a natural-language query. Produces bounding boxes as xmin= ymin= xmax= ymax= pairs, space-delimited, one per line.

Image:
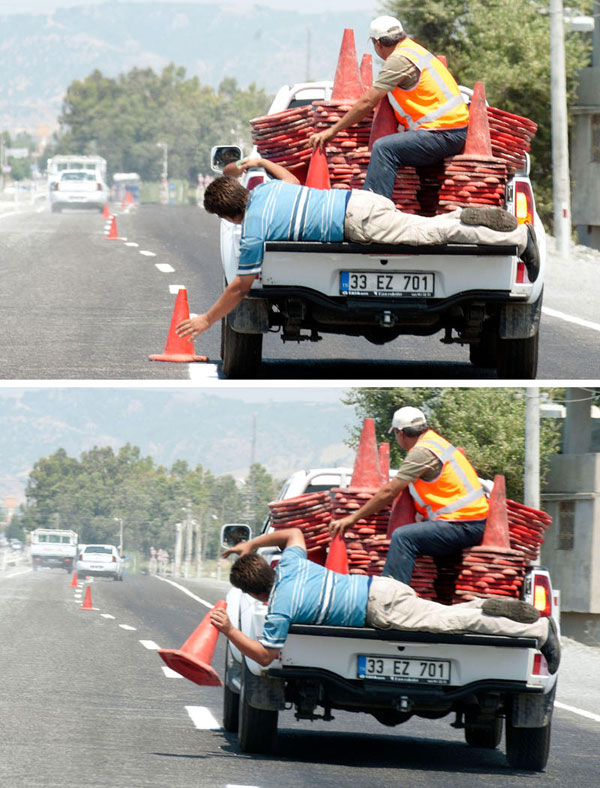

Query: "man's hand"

xmin=175 ymin=314 xmax=211 ymax=340
xmin=210 ymin=607 xmax=232 ymax=636
xmin=222 ymin=541 xmax=254 ymax=560
xmin=329 ymin=515 xmax=356 ymax=536
xmin=309 ymin=128 xmax=335 ymax=151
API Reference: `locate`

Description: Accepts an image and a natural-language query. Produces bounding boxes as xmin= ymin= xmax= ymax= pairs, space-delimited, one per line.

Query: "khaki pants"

xmin=344 ymin=190 xmax=527 ymax=254
xmin=365 ymin=576 xmax=548 ymax=643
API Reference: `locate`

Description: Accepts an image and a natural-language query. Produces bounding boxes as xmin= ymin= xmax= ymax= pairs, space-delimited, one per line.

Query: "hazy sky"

xmin=0 ymin=0 xmax=377 ymax=14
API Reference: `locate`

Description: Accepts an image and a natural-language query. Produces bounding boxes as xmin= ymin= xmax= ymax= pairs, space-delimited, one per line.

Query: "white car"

xmin=50 ymin=169 xmax=109 ymax=213
xmin=77 ymin=544 xmax=123 ymax=580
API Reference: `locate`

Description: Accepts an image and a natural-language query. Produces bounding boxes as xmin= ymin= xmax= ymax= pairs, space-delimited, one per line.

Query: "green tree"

xmin=344 ymin=387 xmax=561 ymax=501
xmin=381 ymin=0 xmax=591 ymax=227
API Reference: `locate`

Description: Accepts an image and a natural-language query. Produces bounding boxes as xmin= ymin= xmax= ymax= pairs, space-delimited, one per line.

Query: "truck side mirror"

xmin=221 ymin=523 xmax=252 ymax=548
xmin=211 ymin=145 xmax=243 ymax=173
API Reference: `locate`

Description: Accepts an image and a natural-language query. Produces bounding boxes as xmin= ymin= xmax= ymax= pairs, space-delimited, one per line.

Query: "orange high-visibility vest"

xmin=387 ymin=39 xmax=469 ymax=132
xmin=408 ymin=429 xmax=489 ymax=521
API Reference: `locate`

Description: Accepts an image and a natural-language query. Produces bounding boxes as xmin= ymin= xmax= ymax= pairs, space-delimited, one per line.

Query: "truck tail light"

xmin=514 ymin=181 xmax=534 ymax=225
xmin=515 ymin=261 xmax=526 ymax=283
xmin=532 ymin=574 xmax=552 ymax=617
xmin=532 ymin=652 xmax=550 ymax=676
xmin=246 ymin=175 xmax=265 ymax=191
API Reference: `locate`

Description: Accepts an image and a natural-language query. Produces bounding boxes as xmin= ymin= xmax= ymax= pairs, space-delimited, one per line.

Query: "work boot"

xmin=540 ymin=617 xmax=561 ymax=675
xmin=460 ymin=206 xmax=518 ymax=232
xmin=482 ymin=597 xmax=540 ymax=624
xmin=521 ymin=222 xmax=540 ymax=283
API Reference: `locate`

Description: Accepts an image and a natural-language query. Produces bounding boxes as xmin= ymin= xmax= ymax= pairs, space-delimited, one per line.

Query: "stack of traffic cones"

xmin=453 ymin=476 xmax=527 ymax=602
xmin=487 ymin=106 xmax=537 ymax=175
xmin=268 ymin=491 xmax=333 ymax=564
xmin=437 ymin=82 xmax=509 ymax=212
xmin=158 ymin=601 xmax=226 ymax=685
xmin=506 ymin=499 xmax=552 ymax=561
xmin=330 ymin=419 xmax=392 ymax=575
xmin=149 ymin=288 xmax=209 ymax=363
xmin=250 ymin=105 xmax=315 ymax=170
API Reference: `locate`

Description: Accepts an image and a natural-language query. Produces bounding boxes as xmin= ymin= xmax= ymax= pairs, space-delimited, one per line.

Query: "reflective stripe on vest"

xmin=407 ymin=429 xmax=489 ymax=521
xmin=387 ymin=39 xmax=469 ymax=132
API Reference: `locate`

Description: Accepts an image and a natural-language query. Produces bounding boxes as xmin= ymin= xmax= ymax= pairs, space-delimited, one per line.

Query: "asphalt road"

xmin=0 ymin=201 xmax=598 ymax=380
xmin=2 ymin=568 xmax=600 ymax=788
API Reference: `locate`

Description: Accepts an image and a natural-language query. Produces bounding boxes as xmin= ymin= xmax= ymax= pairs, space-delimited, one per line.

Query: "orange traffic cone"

xmin=360 ymin=53 xmax=373 ymax=90
xmin=386 ymin=489 xmax=418 ymax=538
xmin=79 ymin=584 xmax=98 ymax=611
xmin=325 ymin=532 xmax=349 ymax=574
xmin=368 ymin=95 xmax=399 ymax=150
xmin=378 ymin=443 xmax=390 ymax=485
xmin=70 ymin=571 xmax=78 ymax=588
xmin=157 ymin=600 xmax=226 ymax=686
xmin=350 ymin=418 xmax=383 ymax=488
xmin=331 ymin=29 xmax=364 ymax=102
xmin=463 ymin=81 xmax=493 ymax=158
xmin=102 ymin=203 xmax=111 ymax=219
xmin=105 ymin=215 xmax=123 ymax=241
xmin=149 ymin=288 xmax=209 ymax=363
xmin=125 ymin=190 xmax=135 ymax=206
xmin=305 ymin=147 xmax=331 ymax=189
xmin=472 ymin=475 xmax=519 ymax=554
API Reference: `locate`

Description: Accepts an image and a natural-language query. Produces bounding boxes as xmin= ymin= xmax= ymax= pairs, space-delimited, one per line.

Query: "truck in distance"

xmin=30 ymin=528 xmax=78 ymax=573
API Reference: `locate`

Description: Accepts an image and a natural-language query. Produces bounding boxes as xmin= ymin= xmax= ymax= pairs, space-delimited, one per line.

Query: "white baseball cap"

xmin=388 ymin=406 xmax=428 ymax=433
xmin=369 ymin=15 xmax=404 ymax=41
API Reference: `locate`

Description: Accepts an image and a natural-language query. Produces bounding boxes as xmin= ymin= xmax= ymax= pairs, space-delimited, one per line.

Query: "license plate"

xmin=357 ymin=655 xmax=451 ymax=684
xmin=340 ymin=271 xmax=434 ymax=297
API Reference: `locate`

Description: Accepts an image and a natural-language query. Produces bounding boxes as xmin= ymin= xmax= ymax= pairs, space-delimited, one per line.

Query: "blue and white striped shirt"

xmin=259 ymin=545 xmax=370 ymax=650
xmin=237 ymin=181 xmax=349 ymax=276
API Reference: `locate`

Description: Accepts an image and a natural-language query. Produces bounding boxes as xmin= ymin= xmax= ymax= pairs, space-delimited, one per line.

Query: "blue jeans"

xmin=363 ymin=127 xmax=468 ymax=199
xmin=382 ymin=518 xmax=486 ymax=585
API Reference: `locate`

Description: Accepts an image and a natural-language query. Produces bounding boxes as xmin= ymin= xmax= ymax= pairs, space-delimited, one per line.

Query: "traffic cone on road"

xmin=157 ymin=600 xmax=226 ymax=686
xmin=79 ymin=584 xmax=98 ymax=611
xmin=70 ymin=571 xmax=78 ymax=588
xmin=325 ymin=532 xmax=349 ymax=574
xmin=149 ymin=288 xmax=209 ymax=363
xmin=105 ymin=215 xmax=123 ymax=241
xmin=331 ymin=29 xmax=364 ymax=102
xmin=102 ymin=203 xmax=111 ymax=219
xmin=305 ymin=147 xmax=331 ymax=189
xmin=350 ymin=418 xmax=383 ymax=489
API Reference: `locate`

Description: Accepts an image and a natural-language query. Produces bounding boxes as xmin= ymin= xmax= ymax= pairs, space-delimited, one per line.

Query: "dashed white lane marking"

xmin=189 ymin=363 xmax=220 ymax=381
xmin=125 ymin=242 xmax=139 ymax=247
xmin=140 ymin=250 xmax=156 ymax=257
xmin=101 ymin=613 xmax=115 ymax=619
xmin=542 ymin=306 xmax=600 ymax=333
xmin=152 ymin=574 xmax=212 ymax=609
xmin=119 ymin=624 xmax=137 ymax=631
xmin=169 ymin=284 xmax=185 ymax=294
xmin=226 ymin=785 xmax=261 ymax=788
xmin=139 ymin=640 xmax=160 ymax=650
xmin=185 ymin=706 xmax=221 ymax=730
xmin=162 ymin=666 xmax=183 ymax=678
xmin=156 ymin=263 xmax=175 ymax=273
xmin=555 ymin=701 xmax=600 ymax=723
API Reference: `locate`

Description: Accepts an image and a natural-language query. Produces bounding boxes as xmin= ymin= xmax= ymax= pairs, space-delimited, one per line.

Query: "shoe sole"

xmin=482 ymin=598 xmax=540 ymax=623
xmin=460 ymin=206 xmax=518 ymax=232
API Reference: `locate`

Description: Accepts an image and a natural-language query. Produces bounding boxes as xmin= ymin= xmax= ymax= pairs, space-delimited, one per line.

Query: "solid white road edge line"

xmin=139 ymin=640 xmax=160 ymax=650
xmin=185 ymin=706 xmax=221 ymax=730
xmin=555 ymin=701 xmax=600 ymax=723
xmin=152 ymin=574 xmax=213 ymax=609
xmin=542 ymin=306 xmax=600 ymax=333
xmin=162 ymin=666 xmax=183 ymax=678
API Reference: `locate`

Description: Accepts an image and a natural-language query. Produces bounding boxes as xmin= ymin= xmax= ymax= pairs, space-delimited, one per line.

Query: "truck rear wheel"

xmin=221 ymin=320 xmax=262 ymax=379
xmin=237 ymin=662 xmax=278 ymax=754
xmin=496 ymin=331 xmax=539 ymax=379
xmin=465 ymin=717 xmax=503 ymax=749
xmin=505 ymin=720 xmax=551 ymax=771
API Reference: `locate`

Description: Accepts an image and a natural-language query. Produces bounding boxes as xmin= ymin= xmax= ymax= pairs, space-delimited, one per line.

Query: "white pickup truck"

xmin=30 ymin=528 xmax=78 ymax=573
xmin=212 ymin=81 xmax=545 ymax=380
xmin=220 ymin=467 xmax=558 ymax=772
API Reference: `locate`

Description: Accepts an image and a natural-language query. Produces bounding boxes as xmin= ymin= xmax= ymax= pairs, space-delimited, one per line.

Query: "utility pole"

xmin=183 ymin=504 xmax=193 ymax=578
xmin=550 ymin=0 xmax=572 ymax=259
xmin=524 ymin=388 xmax=540 ymax=511
xmin=174 ymin=522 xmax=183 ymax=576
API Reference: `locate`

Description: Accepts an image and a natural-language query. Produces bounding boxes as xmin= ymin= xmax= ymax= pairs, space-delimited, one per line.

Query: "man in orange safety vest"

xmin=309 ymin=16 xmax=469 ymax=200
xmin=330 ymin=406 xmax=488 ymax=584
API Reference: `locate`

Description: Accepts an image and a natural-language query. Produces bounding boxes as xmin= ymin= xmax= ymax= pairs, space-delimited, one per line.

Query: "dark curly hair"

xmin=229 ymin=553 xmax=275 ymax=596
xmin=204 ymin=176 xmax=250 ymax=218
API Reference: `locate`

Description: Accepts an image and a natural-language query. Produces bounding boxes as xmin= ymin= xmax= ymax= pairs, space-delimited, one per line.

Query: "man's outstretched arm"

xmin=210 ymin=607 xmax=280 ymax=666
xmin=175 ymin=274 xmax=255 ymax=340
